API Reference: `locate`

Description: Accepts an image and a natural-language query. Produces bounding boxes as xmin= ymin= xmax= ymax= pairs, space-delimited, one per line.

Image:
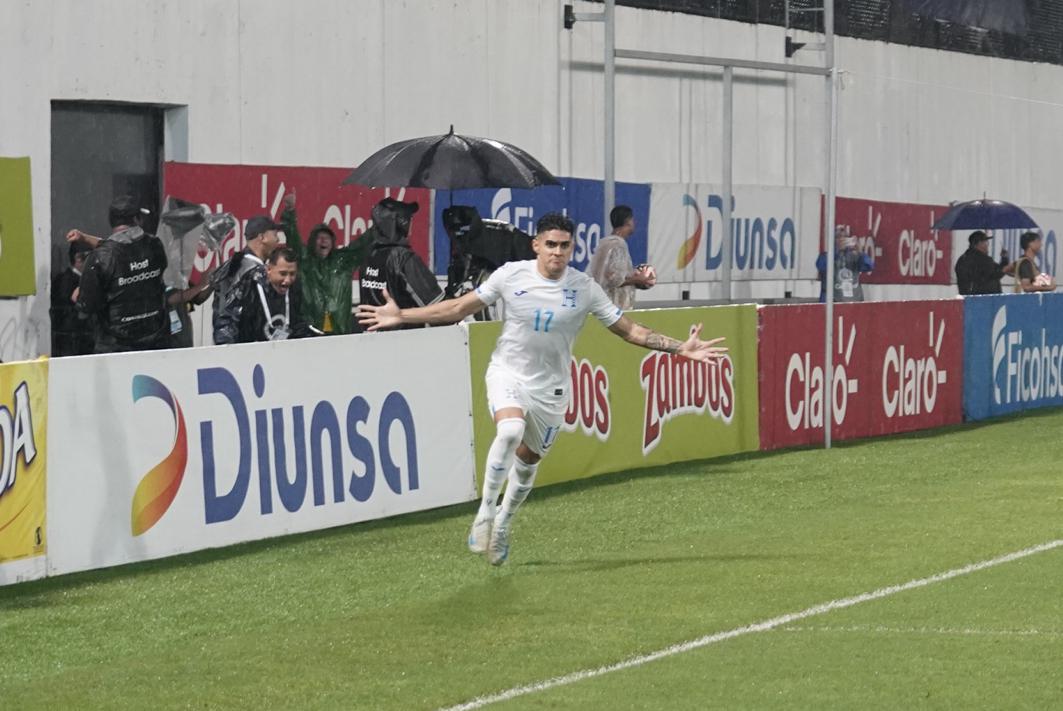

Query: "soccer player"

xmin=358 ymin=213 xmax=726 ymax=565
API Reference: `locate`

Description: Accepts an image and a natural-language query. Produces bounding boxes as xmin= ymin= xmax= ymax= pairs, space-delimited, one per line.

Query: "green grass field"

xmin=2 ymin=410 xmax=1062 ymax=709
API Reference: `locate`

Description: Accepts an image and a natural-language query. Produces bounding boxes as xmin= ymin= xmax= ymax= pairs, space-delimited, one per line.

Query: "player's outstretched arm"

xmin=608 ymin=316 xmax=727 ymax=364
xmin=357 ymin=288 xmax=486 ymax=331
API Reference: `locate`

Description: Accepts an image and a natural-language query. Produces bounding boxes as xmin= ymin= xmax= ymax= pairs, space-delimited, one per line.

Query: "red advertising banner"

xmin=758 ymin=300 xmax=964 ymax=450
xmin=831 ymin=196 xmax=953 ymax=285
xmin=162 ymin=162 xmax=431 ymax=272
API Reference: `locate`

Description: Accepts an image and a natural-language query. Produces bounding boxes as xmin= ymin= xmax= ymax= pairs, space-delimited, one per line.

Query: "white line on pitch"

xmin=439 ymin=538 xmax=1063 ymax=711
xmin=781 ymin=625 xmax=1062 ymax=638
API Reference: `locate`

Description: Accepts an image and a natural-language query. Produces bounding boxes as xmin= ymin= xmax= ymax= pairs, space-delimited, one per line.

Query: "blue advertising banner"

xmin=963 ymin=293 xmax=1063 ymax=420
xmin=431 ymin=178 xmax=651 ymax=274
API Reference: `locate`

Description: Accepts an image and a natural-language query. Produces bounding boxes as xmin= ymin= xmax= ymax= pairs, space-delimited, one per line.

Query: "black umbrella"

xmin=343 ymin=126 xmax=561 ymax=190
xmin=932 ymin=199 xmax=1038 ymax=230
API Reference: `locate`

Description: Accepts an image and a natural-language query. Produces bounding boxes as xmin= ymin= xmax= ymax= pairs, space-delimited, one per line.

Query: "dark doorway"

xmin=50 ymin=102 xmax=164 ymax=276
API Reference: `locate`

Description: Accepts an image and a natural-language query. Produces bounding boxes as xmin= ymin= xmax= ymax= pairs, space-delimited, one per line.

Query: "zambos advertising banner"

xmin=467 ymin=305 xmax=760 ymax=488
xmin=47 ymin=330 xmax=476 ymax=576
xmin=430 ymin=178 xmax=652 ymax=275
xmin=758 ymin=300 xmax=964 ymax=449
xmin=647 ymin=184 xmax=820 ymax=283
xmin=0 ymin=359 xmax=47 ymax=586
xmin=963 ymin=293 xmax=1063 ymax=421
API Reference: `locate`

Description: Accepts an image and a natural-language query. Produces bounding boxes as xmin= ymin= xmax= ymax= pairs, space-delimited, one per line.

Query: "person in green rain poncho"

xmin=280 ymin=192 xmax=368 ymax=334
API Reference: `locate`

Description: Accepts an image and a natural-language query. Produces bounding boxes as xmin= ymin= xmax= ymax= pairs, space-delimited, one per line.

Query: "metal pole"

xmin=604 ymin=0 xmax=616 ymax=231
xmin=722 ymin=66 xmax=734 ymax=303
xmin=823 ymin=0 xmax=837 ymax=449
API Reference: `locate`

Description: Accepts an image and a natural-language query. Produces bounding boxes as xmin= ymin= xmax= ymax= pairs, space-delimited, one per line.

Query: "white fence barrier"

xmin=46 ymin=328 xmax=476 ymax=577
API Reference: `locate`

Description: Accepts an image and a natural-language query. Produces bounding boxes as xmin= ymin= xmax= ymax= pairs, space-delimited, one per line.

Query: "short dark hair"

xmin=610 ymin=205 xmax=634 ymax=229
xmin=68 ymin=241 xmax=91 ymax=264
xmin=268 ymin=246 xmax=299 ymax=265
xmin=968 ymin=230 xmax=990 ymax=247
xmin=536 ymin=212 xmax=574 ymax=236
xmin=108 ymin=195 xmax=141 ymax=228
xmin=1020 ymin=232 xmax=1041 ymax=251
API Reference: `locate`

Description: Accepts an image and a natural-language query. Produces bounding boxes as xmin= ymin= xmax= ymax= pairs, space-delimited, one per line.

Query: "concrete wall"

xmin=3 ymin=0 xmax=1063 ymax=360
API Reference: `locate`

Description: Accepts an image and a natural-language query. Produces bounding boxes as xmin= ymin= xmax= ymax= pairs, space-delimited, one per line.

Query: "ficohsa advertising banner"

xmin=163 ymin=161 xmax=432 ymax=271
xmin=963 ymin=293 xmax=1063 ymax=421
xmin=0 ymin=359 xmax=47 ymax=586
xmin=833 ymin=196 xmax=952 ymax=285
xmin=758 ymin=300 xmax=964 ymax=450
xmin=47 ymin=330 xmax=476 ymax=576
xmin=647 ymin=184 xmax=820 ymax=283
xmin=467 ymin=305 xmax=760 ymax=488
xmin=430 ymin=177 xmax=652 ymax=274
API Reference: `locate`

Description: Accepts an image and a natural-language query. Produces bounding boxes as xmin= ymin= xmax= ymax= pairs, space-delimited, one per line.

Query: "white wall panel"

xmin=2 ymin=0 xmax=1063 ymax=359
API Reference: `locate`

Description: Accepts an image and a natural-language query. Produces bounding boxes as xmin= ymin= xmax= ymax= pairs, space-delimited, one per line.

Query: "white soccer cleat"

xmin=487 ymin=524 xmax=510 ymax=566
xmin=468 ymin=516 xmax=492 ymax=555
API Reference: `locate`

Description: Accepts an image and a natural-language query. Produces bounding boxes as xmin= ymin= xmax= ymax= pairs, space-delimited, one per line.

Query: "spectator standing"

xmin=236 ymin=247 xmax=310 ymax=343
xmin=74 ymin=196 xmax=170 ymax=353
xmin=1014 ymin=232 xmax=1057 ymax=293
xmin=211 ymin=215 xmax=283 ymax=344
xmin=166 ymin=267 xmax=215 ymax=348
xmin=359 ymin=198 xmax=442 ymax=329
xmin=280 ymin=192 xmax=365 ymax=335
xmin=588 ymin=205 xmax=656 ymax=310
xmin=955 ymin=231 xmax=1010 ymax=295
xmin=50 ymin=241 xmax=95 ymax=356
xmin=816 ymin=225 xmax=874 ymax=302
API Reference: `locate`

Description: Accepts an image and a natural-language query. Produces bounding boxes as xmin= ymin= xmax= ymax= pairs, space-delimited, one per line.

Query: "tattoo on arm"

xmin=638 ymin=324 xmax=682 ymax=354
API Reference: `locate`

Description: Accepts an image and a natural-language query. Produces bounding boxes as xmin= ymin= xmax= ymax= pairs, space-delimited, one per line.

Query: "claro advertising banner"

xmin=0 ymin=359 xmax=48 ymax=586
xmin=833 ymin=196 xmax=953 ymax=285
xmin=963 ymin=293 xmax=1063 ymax=421
xmin=47 ymin=330 xmax=476 ymax=576
xmin=467 ymin=305 xmax=760 ymax=488
xmin=758 ymin=300 xmax=964 ymax=450
xmin=647 ymin=184 xmax=821 ymax=283
xmin=163 ymin=162 xmax=432 ymax=271
xmin=431 ymin=178 xmax=652 ymax=275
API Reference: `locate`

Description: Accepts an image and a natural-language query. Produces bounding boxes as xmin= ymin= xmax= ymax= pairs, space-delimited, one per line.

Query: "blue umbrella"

xmin=932 ymin=199 xmax=1038 ymax=230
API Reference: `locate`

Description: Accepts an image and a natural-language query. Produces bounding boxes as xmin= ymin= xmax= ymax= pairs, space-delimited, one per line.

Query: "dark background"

xmin=590 ymin=0 xmax=1063 ymax=65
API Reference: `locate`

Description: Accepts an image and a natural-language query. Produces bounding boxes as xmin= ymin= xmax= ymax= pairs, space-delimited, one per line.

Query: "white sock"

xmin=477 ymin=418 xmax=525 ymax=520
xmin=495 ymin=456 xmax=538 ymax=528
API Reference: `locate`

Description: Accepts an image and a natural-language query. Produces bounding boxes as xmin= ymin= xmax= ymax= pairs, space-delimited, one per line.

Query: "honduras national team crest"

xmin=562 ymin=289 xmax=578 ymax=308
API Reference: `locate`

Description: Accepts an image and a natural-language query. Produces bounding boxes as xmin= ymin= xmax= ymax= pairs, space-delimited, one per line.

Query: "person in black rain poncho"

xmin=359 ymin=198 xmax=441 ymax=330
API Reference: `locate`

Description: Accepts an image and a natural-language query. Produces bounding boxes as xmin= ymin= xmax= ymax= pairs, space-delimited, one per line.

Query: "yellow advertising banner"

xmin=468 ymin=305 xmax=760 ymax=488
xmin=0 ymin=358 xmax=47 ymax=562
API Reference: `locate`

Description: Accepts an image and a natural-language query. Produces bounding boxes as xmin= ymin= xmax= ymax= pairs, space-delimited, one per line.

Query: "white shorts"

xmin=485 ymin=367 xmax=564 ymax=456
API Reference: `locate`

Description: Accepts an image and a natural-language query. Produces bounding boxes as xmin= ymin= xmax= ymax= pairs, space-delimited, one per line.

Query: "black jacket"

xmin=955 ymin=247 xmax=1006 ymax=295
xmin=359 ymin=201 xmax=442 ymax=329
xmin=237 ymin=280 xmax=311 ymax=343
xmin=51 ymin=268 xmax=94 ymax=356
xmin=211 ymin=250 xmax=267 ymax=345
xmin=76 ymin=227 xmax=170 ymax=352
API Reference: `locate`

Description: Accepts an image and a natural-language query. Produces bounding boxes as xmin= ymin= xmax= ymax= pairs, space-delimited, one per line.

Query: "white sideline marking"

xmin=440 ymin=539 xmax=1063 ymax=711
xmin=782 ymin=625 xmax=1062 ymax=638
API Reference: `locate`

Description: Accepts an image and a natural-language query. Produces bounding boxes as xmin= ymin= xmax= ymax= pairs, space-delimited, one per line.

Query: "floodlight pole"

xmin=564 ymin=4 xmax=839 ymax=434
xmin=604 ymin=0 xmax=616 ymax=232
xmin=563 ymin=2 xmax=614 ymax=232
xmin=722 ymin=66 xmax=734 ymax=303
xmin=823 ymin=1 xmax=837 ymax=449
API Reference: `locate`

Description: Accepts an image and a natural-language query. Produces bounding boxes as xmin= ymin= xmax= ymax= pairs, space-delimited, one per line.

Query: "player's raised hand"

xmin=357 ymin=288 xmax=402 ymax=332
xmin=677 ymin=323 xmax=727 ymax=363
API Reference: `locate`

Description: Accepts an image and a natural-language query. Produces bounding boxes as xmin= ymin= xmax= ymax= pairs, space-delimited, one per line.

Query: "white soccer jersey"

xmin=476 ymin=260 xmax=623 ymax=410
